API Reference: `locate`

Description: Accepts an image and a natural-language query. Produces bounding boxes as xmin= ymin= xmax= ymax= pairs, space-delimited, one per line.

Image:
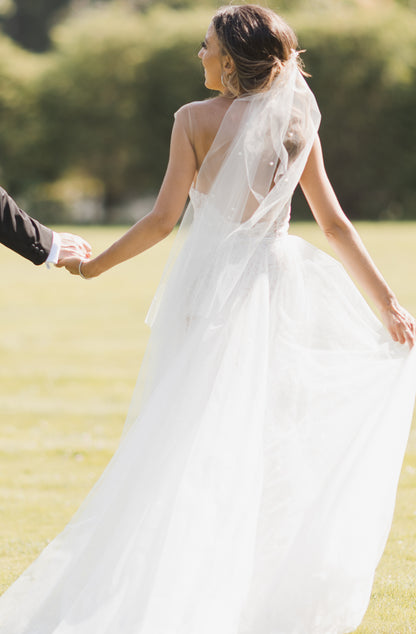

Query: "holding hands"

xmin=56 ymin=232 xmax=92 ymax=264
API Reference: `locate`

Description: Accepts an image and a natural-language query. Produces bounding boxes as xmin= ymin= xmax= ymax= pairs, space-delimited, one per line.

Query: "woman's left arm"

xmin=300 ymin=134 xmax=415 ymax=348
xmin=59 ymin=107 xmax=197 ymax=278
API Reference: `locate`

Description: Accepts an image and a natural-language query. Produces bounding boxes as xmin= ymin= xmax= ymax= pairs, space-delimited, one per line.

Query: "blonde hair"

xmin=213 ymin=4 xmax=306 ymax=96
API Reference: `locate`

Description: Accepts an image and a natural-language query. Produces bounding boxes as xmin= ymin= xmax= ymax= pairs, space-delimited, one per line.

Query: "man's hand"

xmin=57 ymin=232 xmax=92 ymax=264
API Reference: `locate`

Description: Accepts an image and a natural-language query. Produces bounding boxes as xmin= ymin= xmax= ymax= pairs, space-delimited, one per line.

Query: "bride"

xmin=1 ymin=5 xmax=415 ymax=634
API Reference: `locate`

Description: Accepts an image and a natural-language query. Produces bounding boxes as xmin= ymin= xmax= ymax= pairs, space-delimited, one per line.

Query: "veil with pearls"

xmin=145 ymin=52 xmax=320 ymax=331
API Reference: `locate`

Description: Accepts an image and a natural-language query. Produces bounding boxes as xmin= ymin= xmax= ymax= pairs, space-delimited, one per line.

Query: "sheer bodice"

xmin=189 ymin=186 xmax=291 ymax=242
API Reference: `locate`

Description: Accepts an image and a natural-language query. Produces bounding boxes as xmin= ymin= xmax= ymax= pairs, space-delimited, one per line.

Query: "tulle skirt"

xmin=0 ymin=233 xmax=415 ymax=634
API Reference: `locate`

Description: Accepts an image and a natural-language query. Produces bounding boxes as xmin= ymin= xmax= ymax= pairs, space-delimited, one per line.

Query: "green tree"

xmin=0 ymin=34 xmax=49 ymax=191
xmin=0 ymin=0 xmax=71 ymax=52
xmin=291 ymin=3 xmax=416 ymax=219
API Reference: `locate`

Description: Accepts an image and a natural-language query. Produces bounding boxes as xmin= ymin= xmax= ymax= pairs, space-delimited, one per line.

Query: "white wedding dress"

xmin=0 ymin=55 xmax=415 ymax=634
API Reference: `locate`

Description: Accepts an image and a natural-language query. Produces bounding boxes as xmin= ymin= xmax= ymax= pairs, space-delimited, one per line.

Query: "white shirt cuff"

xmin=45 ymin=232 xmax=61 ymax=267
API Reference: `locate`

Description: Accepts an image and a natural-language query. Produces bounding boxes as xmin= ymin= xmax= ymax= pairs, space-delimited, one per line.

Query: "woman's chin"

xmin=204 ymin=79 xmax=221 ymax=92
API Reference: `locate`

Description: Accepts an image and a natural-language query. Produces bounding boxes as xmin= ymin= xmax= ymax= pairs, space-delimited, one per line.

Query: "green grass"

xmin=0 ymin=222 xmax=415 ymax=632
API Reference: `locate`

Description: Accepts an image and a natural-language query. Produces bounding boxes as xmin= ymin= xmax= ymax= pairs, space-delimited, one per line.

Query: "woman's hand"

xmin=57 ymin=257 xmax=97 ymax=279
xmin=379 ymin=300 xmax=416 ymax=349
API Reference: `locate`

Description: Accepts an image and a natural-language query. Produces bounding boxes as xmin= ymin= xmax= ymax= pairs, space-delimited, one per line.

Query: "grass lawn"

xmin=0 ymin=221 xmax=415 ymax=632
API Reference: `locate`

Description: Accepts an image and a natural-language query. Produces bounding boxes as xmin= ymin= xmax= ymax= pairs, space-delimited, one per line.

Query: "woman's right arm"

xmin=60 ymin=107 xmax=197 ymax=278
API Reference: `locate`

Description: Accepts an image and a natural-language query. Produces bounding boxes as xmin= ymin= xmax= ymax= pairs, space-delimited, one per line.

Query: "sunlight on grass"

xmin=0 ymin=222 xmax=415 ymax=632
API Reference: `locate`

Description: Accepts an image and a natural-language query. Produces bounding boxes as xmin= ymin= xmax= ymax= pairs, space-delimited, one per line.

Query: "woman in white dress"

xmin=1 ymin=5 xmax=415 ymax=633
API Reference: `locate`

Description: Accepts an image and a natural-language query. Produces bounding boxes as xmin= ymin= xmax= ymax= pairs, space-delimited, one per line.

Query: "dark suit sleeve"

xmin=0 ymin=187 xmax=53 ymax=265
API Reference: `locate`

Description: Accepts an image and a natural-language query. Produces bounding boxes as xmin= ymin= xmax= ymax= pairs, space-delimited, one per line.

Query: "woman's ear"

xmin=222 ymin=54 xmax=235 ymax=74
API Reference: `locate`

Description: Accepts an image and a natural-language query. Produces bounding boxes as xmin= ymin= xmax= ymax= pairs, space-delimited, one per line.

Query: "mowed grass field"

xmin=0 ymin=221 xmax=415 ymax=632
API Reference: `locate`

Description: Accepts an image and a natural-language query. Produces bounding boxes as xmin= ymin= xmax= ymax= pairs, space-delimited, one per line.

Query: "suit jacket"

xmin=0 ymin=187 xmax=53 ymax=265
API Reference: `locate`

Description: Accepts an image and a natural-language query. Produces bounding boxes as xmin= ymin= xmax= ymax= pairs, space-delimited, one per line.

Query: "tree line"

xmin=0 ymin=1 xmax=415 ymax=222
